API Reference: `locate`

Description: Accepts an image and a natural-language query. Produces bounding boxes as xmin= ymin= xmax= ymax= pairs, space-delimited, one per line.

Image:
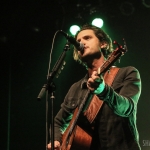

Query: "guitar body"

xmin=61 ymin=125 xmax=92 ymax=150
xmin=61 ymin=108 xmax=92 ymax=150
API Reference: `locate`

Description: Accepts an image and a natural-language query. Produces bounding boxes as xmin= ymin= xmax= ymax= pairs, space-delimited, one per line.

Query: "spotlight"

xmin=92 ymin=18 xmax=104 ymax=28
xmin=69 ymin=25 xmax=80 ymax=35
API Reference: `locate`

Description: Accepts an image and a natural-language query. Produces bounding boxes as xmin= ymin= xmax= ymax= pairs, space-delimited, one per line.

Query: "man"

xmin=47 ymin=24 xmax=141 ymax=150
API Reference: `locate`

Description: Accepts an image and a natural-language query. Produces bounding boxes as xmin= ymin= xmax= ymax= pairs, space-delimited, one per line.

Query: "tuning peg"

xmin=58 ymin=68 xmax=61 ymax=74
xmin=63 ymin=61 xmax=66 ymax=65
xmin=123 ymin=38 xmax=128 ymax=52
xmin=56 ymin=73 xmax=59 ymax=78
xmin=113 ymin=41 xmax=122 ymax=49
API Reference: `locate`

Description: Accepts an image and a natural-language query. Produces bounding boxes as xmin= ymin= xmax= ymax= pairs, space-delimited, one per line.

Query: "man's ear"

xmin=100 ymin=42 xmax=108 ymax=49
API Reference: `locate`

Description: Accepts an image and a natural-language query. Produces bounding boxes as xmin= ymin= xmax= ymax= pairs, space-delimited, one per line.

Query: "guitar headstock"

xmin=113 ymin=38 xmax=128 ymax=54
xmin=99 ymin=39 xmax=127 ymax=75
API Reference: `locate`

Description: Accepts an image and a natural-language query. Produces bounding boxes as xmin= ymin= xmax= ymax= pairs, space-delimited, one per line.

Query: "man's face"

xmin=76 ymin=29 xmax=102 ymax=61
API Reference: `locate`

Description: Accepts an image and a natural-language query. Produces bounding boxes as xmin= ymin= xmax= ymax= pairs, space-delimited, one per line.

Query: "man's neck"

xmin=87 ymin=55 xmax=105 ymax=77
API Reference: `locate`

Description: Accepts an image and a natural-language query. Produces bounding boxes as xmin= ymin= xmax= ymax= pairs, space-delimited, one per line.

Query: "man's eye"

xmin=85 ymin=36 xmax=91 ymax=40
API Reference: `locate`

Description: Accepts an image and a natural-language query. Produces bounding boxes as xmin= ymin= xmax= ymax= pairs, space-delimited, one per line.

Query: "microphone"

xmin=60 ymin=30 xmax=84 ymax=51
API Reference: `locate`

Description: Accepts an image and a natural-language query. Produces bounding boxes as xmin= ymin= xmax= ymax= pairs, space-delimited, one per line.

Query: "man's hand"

xmin=47 ymin=141 xmax=60 ymax=150
xmin=87 ymin=71 xmax=105 ymax=95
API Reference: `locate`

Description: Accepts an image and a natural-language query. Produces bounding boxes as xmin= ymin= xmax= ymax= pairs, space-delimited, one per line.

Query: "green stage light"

xmin=69 ymin=25 xmax=80 ymax=35
xmin=92 ymin=18 xmax=104 ymax=28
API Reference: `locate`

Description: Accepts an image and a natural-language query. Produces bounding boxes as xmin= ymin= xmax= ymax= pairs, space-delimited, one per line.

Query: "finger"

xmin=88 ymin=77 xmax=94 ymax=83
xmin=87 ymin=83 xmax=95 ymax=91
xmin=47 ymin=143 xmax=59 ymax=150
xmin=47 ymin=144 xmax=51 ymax=150
xmin=91 ymin=71 xmax=102 ymax=81
xmin=91 ymin=71 xmax=98 ymax=78
xmin=97 ymin=67 xmax=101 ymax=75
xmin=87 ymin=80 xmax=100 ymax=91
xmin=90 ymin=75 xmax=102 ymax=83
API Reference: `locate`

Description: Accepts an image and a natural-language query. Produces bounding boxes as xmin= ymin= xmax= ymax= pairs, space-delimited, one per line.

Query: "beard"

xmin=79 ymin=51 xmax=101 ymax=63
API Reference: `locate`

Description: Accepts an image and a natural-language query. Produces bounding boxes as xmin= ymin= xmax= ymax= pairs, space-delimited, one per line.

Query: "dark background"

xmin=1 ymin=0 xmax=150 ymax=149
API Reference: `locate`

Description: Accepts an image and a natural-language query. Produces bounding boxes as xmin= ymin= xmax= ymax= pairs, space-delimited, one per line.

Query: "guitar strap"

xmin=84 ymin=67 xmax=120 ymax=124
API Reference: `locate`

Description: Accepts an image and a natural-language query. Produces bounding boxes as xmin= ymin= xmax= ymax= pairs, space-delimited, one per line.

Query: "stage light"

xmin=69 ymin=25 xmax=80 ymax=35
xmin=92 ymin=18 xmax=104 ymax=28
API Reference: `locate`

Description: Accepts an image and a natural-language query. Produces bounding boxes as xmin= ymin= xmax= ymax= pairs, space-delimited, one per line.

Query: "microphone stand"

xmin=37 ymin=42 xmax=70 ymax=150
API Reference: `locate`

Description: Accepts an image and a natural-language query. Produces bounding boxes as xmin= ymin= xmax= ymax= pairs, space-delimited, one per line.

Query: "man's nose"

xmin=80 ymin=39 xmax=86 ymax=45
